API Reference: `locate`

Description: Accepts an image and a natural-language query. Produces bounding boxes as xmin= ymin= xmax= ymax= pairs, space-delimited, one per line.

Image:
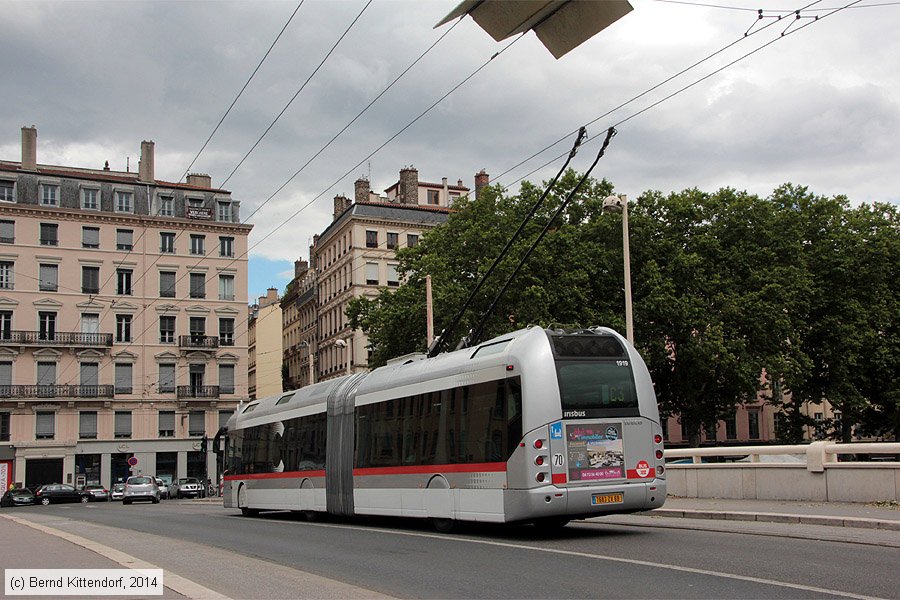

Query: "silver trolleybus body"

xmin=224 ymin=326 xmax=666 ymax=524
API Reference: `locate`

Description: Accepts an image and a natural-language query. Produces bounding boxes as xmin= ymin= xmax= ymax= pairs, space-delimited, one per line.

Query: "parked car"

xmin=172 ymin=477 xmax=203 ymax=499
xmin=34 ymin=484 xmax=89 ymax=505
xmin=81 ymin=485 xmax=110 ymax=502
xmin=1 ymin=487 xmax=35 ymax=507
xmin=154 ymin=478 xmax=169 ymax=499
xmin=110 ymin=483 xmax=125 ymax=501
xmin=122 ymin=475 xmax=160 ymax=505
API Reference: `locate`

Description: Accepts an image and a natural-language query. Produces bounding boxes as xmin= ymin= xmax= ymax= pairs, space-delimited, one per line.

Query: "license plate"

xmin=591 ymin=493 xmax=623 ymax=505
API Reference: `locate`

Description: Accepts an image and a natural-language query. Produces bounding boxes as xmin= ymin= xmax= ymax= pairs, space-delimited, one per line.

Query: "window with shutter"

xmin=82 ymin=226 xmax=100 ymax=248
xmin=82 ymin=266 xmax=100 ymax=294
xmin=0 ymin=362 xmax=11 ymax=391
xmin=158 ymin=411 xmax=175 ymax=437
xmin=114 ymin=363 xmax=132 ymax=394
xmin=114 ymin=411 xmax=132 ymax=438
xmin=116 ymin=229 xmax=133 ymax=250
xmin=365 ymin=262 xmax=378 ymax=285
xmin=79 ymin=411 xmax=97 ymax=439
xmin=219 ymin=364 xmax=234 ymax=394
xmin=80 ymin=362 xmax=99 ymax=387
xmin=189 ymin=410 xmax=205 ymax=437
xmin=36 ymin=362 xmax=56 ymax=386
xmin=158 ymin=363 xmax=176 ymax=393
xmin=0 ymin=220 xmax=14 ymax=243
xmin=39 ymin=264 xmax=58 ymax=292
xmin=36 ymin=411 xmax=55 ymax=439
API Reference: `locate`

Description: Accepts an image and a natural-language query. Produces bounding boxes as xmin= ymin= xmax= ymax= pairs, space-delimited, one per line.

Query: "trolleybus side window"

xmin=229 ymin=412 xmax=327 ymax=475
xmin=355 ymin=376 xmax=522 ymax=469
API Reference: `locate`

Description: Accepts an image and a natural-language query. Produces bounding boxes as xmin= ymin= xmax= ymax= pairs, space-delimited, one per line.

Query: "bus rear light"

xmin=656 ymin=466 xmax=665 ymax=476
xmin=655 ymin=449 xmax=663 ymax=459
xmin=535 ymin=472 xmax=546 ymax=483
xmin=506 ymin=365 xmax=514 ymax=371
xmin=535 ymin=456 xmax=545 ymax=466
xmin=654 ymin=434 xmax=663 ymax=444
xmin=533 ymin=439 xmax=544 ymax=449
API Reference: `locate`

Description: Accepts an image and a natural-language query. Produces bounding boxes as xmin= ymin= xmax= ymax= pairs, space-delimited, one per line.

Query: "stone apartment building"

xmin=0 ymin=127 xmax=251 ymax=491
xmin=248 ymin=287 xmax=282 ymax=400
xmin=280 ymin=167 xmax=488 ymax=389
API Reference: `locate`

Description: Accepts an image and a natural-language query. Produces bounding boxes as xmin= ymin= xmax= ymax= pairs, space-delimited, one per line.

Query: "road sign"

xmin=127 ymin=456 xmax=138 ymax=467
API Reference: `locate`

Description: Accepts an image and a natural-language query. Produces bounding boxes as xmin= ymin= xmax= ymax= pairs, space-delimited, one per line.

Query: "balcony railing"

xmin=0 ymin=384 xmax=115 ymax=399
xmin=0 ymin=331 xmax=114 ymax=347
xmin=178 ymin=335 xmax=219 ymax=349
xmin=177 ymin=385 xmax=220 ymax=398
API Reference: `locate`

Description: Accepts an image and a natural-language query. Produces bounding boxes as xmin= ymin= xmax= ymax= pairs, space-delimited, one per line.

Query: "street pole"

xmin=308 ymin=344 xmax=315 ymax=386
xmin=622 ymin=195 xmax=633 ymax=345
xmin=426 ymin=274 xmax=434 ymax=346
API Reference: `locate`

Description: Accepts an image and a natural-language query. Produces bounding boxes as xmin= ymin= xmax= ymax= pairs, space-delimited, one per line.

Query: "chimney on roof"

xmin=442 ymin=177 xmax=448 ymax=206
xmin=21 ymin=126 xmax=37 ymax=171
xmin=333 ymin=194 xmax=351 ymax=220
xmin=139 ymin=140 xmax=155 ymax=183
xmin=475 ymin=169 xmax=490 ymax=198
xmin=186 ymin=173 xmax=212 ymax=188
xmin=354 ymin=176 xmax=370 ymax=204
xmin=295 ymin=259 xmax=309 ymax=278
xmin=399 ymin=166 xmax=418 ymax=205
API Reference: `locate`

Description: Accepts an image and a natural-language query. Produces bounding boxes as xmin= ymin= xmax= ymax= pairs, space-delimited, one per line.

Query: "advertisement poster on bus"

xmin=566 ymin=423 xmax=624 ymax=481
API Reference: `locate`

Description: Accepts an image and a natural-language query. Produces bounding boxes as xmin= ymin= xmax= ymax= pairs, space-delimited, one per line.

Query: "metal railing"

xmin=665 ymin=441 xmax=900 ymax=472
xmin=178 ymin=335 xmax=219 ymax=349
xmin=177 ymin=385 xmax=220 ymax=398
xmin=0 ymin=385 xmax=115 ymax=398
xmin=0 ymin=331 xmax=113 ymax=346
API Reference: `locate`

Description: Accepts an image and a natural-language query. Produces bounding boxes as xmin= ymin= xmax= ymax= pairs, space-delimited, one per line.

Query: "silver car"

xmin=122 ymin=475 xmax=160 ymax=505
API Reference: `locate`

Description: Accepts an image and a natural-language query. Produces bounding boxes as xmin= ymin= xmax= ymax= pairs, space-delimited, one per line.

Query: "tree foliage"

xmin=347 ymin=173 xmax=899 ymax=444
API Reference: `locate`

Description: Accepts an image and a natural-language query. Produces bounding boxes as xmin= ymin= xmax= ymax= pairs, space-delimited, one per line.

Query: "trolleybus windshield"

xmin=550 ymin=333 xmax=639 ymax=418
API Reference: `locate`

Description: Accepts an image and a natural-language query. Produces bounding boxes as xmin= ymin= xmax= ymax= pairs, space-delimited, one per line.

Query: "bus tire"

xmin=240 ymin=506 xmax=259 ymax=517
xmin=431 ymin=518 xmax=457 ymax=534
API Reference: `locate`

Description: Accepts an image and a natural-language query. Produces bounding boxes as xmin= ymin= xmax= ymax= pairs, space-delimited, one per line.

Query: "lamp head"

xmin=602 ymin=195 xmax=625 ymax=213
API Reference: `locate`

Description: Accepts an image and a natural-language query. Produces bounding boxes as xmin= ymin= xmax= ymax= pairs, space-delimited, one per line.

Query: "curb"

xmin=642 ymin=508 xmax=900 ymax=532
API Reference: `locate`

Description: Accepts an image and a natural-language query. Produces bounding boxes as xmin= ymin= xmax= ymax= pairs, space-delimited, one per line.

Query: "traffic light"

xmin=200 ymin=435 xmax=208 ymax=454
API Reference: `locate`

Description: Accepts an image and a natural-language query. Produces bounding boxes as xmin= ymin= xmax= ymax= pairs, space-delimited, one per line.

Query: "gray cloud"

xmin=2 ymin=0 xmax=898 ymax=267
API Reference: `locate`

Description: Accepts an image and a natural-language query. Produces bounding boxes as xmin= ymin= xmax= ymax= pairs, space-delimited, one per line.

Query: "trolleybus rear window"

xmin=556 ymin=362 xmax=639 ymax=417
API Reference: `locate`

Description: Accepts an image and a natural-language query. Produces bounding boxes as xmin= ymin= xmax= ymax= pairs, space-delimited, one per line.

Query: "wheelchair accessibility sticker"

xmin=550 ymin=421 xmax=563 ymax=439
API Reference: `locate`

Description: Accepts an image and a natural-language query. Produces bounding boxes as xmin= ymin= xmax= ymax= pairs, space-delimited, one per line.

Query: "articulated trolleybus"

xmin=224 ymin=326 xmax=665 ymax=529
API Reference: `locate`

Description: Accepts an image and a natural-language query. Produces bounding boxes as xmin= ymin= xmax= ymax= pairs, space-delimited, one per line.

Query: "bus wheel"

xmin=237 ymin=485 xmax=256 ymax=517
xmin=431 ymin=518 xmax=457 ymax=534
xmin=240 ymin=506 xmax=259 ymax=517
xmin=532 ymin=517 xmax=570 ymax=530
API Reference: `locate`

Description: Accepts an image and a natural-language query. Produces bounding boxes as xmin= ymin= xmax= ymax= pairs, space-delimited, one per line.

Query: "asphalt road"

xmin=8 ymin=500 xmax=899 ymax=599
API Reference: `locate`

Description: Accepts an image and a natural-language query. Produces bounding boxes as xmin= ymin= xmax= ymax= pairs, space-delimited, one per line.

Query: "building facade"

xmin=248 ymin=288 xmax=282 ymax=400
xmin=280 ymin=167 xmax=482 ymax=388
xmin=0 ymin=127 xmax=251 ymax=490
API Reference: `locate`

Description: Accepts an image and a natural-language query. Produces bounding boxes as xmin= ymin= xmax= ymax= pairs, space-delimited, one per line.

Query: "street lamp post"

xmin=603 ymin=194 xmax=633 ymax=345
xmin=335 ymin=338 xmax=352 ymax=376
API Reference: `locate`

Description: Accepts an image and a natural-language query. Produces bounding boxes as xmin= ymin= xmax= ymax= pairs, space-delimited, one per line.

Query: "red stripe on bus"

xmin=353 ymin=462 xmax=507 ymax=477
xmin=224 ymin=470 xmax=325 ymax=481
xmin=552 ymin=473 xmax=567 ymax=484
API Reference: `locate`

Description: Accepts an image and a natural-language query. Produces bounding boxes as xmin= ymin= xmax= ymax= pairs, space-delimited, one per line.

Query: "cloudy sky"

xmin=2 ymin=0 xmax=897 ymax=301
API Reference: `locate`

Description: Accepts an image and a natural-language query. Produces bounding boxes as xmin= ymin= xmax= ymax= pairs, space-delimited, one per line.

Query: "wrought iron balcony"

xmin=178 ymin=335 xmax=219 ymax=349
xmin=0 ymin=384 xmax=115 ymax=399
xmin=176 ymin=385 xmax=220 ymax=399
xmin=0 ymin=331 xmax=113 ymax=347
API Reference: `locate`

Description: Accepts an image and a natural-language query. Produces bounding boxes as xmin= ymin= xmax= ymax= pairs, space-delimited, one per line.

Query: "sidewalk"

xmin=0 ymin=515 xmax=193 ymax=599
xmin=644 ymin=497 xmax=900 ymax=531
